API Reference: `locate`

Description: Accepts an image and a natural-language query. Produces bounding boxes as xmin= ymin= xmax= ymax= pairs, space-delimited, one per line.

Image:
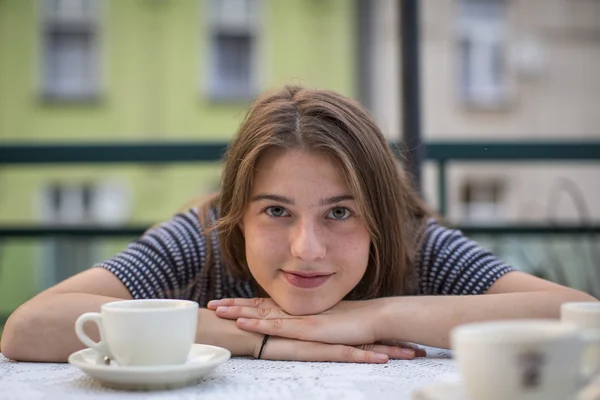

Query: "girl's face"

xmin=241 ymin=149 xmax=371 ymax=315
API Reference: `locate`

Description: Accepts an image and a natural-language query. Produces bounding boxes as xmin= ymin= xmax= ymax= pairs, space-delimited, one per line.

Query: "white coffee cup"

xmin=75 ymin=299 xmax=199 ymax=366
xmin=451 ymin=319 xmax=600 ymax=400
xmin=561 ymin=302 xmax=600 ymax=374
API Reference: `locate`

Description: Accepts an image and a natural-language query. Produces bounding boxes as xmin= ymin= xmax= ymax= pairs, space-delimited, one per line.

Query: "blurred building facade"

xmin=366 ymin=0 xmax=600 ymax=224
xmin=0 ymin=0 xmax=599 ymax=319
xmin=0 ymin=0 xmax=358 ymax=317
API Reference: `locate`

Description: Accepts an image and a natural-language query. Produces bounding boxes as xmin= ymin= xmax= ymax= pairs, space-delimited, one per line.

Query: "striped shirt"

xmin=97 ymin=208 xmax=515 ymax=307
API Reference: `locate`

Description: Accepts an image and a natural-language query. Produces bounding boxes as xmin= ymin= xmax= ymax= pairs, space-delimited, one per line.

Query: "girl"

xmin=2 ymin=86 xmax=596 ymax=363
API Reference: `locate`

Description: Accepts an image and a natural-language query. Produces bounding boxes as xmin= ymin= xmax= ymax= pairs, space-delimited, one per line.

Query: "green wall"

xmin=0 ymin=0 xmax=357 ymax=323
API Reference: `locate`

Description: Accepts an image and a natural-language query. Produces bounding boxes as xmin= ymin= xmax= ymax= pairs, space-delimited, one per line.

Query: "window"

xmin=460 ymin=178 xmax=505 ymax=222
xmin=39 ymin=181 xmax=130 ymax=287
xmin=457 ymin=0 xmax=508 ymax=107
xmin=41 ymin=0 xmax=101 ymax=100
xmin=206 ymin=0 xmax=259 ymax=100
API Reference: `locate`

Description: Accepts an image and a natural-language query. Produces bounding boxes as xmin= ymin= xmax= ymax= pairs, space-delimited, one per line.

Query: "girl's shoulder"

xmin=159 ymin=206 xmax=219 ymax=233
xmin=420 ymin=218 xmax=459 ymax=248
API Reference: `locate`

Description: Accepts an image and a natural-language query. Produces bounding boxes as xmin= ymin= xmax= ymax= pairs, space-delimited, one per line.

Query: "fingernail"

xmin=401 ymin=349 xmax=415 ymax=356
xmin=238 ymin=318 xmax=249 ymax=325
xmin=208 ymin=300 xmax=220 ymax=307
xmin=216 ymin=306 xmax=229 ymax=313
xmin=376 ymin=353 xmax=389 ymax=362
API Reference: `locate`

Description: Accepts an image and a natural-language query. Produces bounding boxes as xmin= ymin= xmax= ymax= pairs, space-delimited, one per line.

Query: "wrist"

xmin=196 ymin=309 xmax=262 ymax=357
xmin=372 ymin=297 xmax=400 ymax=342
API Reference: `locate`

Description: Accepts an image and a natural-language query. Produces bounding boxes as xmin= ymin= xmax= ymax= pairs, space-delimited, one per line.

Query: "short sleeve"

xmin=95 ymin=208 xmax=208 ymax=300
xmin=417 ymin=219 xmax=516 ymax=295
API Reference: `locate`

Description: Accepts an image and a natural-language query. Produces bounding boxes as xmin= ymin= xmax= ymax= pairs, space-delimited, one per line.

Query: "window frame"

xmin=38 ymin=0 xmax=105 ymax=103
xmin=203 ymin=0 xmax=262 ymax=102
xmin=456 ymin=0 xmax=510 ymax=109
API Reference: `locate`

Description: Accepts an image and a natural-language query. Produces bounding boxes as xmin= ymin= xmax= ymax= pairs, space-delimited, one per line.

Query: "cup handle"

xmin=579 ymin=330 xmax=600 ymax=387
xmin=75 ymin=312 xmax=112 ymax=359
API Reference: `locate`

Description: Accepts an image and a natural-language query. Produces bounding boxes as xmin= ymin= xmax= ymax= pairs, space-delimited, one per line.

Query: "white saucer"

xmin=68 ymin=344 xmax=231 ymax=390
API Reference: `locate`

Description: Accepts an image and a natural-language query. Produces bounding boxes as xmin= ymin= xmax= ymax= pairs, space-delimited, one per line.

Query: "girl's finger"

xmin=376 ymin=340 xmax=427 ymax=357
xmin=357 ymin=344 xmax=417 ymax=360
xmin=260 ymin=337 xmax=389 ymax=364
xmin=237 ymin=317 xmax=370 ymax=346
xmin=207 ymin=297 xmax=274 ymax=310
xmin=236 ymin=317 xmax=310 ymax=341
xmin=215 ymin=305 xmax=290 ymax=320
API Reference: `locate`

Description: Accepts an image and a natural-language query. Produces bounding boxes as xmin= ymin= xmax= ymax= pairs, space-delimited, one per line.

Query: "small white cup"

xmin=75 ymin=299 xmax=199 ymax=366
xmin=451 ymin=319 xmax=600 ymax=400
xmin=562 ymin=302 xmax=600 ymax=374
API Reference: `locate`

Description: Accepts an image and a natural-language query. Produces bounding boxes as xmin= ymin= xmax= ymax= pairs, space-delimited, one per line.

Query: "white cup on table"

xmin=75 ymin=299 xmax=198 ymax=366
xmin=451 ymin=319 xmax=600 ymax=400
xmin=562 ymin=302 xmax=600 ymax=375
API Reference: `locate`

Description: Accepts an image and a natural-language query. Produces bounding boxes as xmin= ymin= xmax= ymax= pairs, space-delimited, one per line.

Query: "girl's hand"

xmin=207 ymin=297 xmax=425 ymax=357
xmin=199 ymin=307 xmax=420 ymax=363
xmin=257 ymin=337 xmax=421 ymax=362
xmin=196 ymin=309 xmax=414 ymax=364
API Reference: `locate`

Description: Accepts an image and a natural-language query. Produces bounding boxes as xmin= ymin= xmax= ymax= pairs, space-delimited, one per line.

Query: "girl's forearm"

xmin=195 ymin=308 xmax=262 ymax=357
xmin=376 ymin=290 xmax=598 ymax=349
xmin=1 ymin=293 xmax=123 ymax=362
xmin=1 ymin=295 xmax=259 ymax=363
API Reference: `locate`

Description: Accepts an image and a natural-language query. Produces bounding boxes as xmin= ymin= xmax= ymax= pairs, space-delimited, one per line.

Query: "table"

xmin=0 ymin=347 xmax=456 ymax=400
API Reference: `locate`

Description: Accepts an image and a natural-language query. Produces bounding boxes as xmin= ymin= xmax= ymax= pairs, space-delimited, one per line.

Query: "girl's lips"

xmin=281 ymin=271 xmax=333 ymax=289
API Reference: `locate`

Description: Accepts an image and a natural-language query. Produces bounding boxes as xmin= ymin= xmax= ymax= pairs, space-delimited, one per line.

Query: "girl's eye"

xmin=265 ymin=206 xmax=289 ymax=218
xmin=327 ymin=207 xmax=351 ymax=221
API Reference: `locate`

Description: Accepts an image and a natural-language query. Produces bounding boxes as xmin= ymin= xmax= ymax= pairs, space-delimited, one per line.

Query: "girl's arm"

xmin=1 ymin=268 xmax=259 ymax=362
xmin=210 ymin=271 xmax=598 ymax=349
xmin=1 ymin=268 xmax=132 ymax=362
xmin=375 ymin=271 xmax=598 ymax=348
xmin=1 ymin=268 xmax=413 ymax=363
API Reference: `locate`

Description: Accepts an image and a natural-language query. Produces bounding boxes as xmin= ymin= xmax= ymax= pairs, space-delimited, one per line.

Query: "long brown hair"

xmin=199 ymin=85 xmax=430 ymax=299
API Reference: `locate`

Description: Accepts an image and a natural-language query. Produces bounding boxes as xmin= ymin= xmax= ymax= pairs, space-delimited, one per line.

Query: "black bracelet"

xmin=257 ymin=334 xmax=270 ymax=359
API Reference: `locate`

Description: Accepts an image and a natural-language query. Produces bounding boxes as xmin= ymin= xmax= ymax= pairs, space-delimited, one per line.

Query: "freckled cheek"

xmin=331 ymin=230 xmax=371 ymax=273
xmin=245 ymin=225 xmax=289 ymax=268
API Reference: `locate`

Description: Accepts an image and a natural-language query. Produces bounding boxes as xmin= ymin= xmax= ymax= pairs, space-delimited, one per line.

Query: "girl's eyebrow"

xmin=250 ymin=194 xmax=354 ymax=206
xmin=251 ymin=194 xmax=293 ymax=204
xmin=319 ymin=195 xmax=354 ymax=206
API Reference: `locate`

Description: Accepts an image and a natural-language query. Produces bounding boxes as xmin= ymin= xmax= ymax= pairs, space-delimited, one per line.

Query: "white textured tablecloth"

xmin=0 ymin=347 xmax=456 ymax=400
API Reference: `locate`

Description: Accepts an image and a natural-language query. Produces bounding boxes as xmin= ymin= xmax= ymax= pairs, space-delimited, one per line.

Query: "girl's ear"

xmin=238 ymin=220 xmax=245 ymax=236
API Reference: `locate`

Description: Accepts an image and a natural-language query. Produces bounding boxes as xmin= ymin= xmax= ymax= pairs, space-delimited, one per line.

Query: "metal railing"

xmin=0 ymin=140 xmax=599 ymax=327
xmin=1 ymin=140 xmax=599 ymax=237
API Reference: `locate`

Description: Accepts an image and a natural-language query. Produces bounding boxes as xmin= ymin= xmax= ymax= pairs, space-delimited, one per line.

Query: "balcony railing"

xmin=1 ymin=140 xmax=599 ymax=237
xmin=1 ymin=140 xmax=599 ymax=327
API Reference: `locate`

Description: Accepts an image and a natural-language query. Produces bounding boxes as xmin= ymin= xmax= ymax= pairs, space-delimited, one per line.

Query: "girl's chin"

xmin=275 ymin=297 xmax=338 ymax=316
